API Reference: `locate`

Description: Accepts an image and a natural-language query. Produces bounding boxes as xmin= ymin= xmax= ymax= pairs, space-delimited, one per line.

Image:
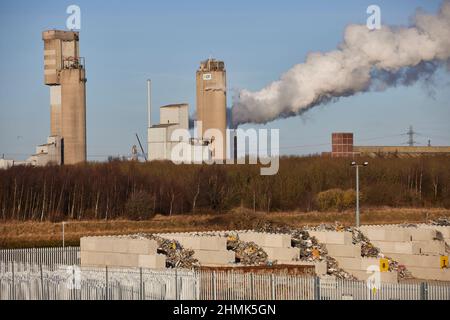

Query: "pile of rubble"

xmin=131 ymin=234 xmax=200 ymax=269
xmin=256 ymin=223 xmax=356 ymax=280
xmin=429 ymin=217 xmax=450 ymax=226
xmin=225 ymin=233 xmax=269 ymax=265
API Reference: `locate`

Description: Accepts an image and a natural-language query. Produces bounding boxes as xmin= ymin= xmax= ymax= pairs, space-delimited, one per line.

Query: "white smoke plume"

xmin=232 ymin=1 xmax=450 ymax=126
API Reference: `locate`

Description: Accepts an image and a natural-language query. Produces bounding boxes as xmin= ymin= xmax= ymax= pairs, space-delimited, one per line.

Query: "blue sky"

xmin=0 ymin=0 xmax=449 ymax=160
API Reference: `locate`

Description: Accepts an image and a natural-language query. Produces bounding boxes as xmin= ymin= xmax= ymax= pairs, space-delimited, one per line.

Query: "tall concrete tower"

xmin=196 ymin=58 xmax=227 ymax=160
xmin=43 ymin=30 xmax=87 ymax=165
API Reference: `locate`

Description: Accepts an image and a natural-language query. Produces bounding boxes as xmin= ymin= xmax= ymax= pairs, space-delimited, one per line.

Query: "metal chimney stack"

xmin=147 ymin=79 xmax=152 ymax=128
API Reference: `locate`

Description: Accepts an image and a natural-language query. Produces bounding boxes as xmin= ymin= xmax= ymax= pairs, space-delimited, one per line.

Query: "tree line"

xmin=0 ymin=156 xmax=449 ymax=221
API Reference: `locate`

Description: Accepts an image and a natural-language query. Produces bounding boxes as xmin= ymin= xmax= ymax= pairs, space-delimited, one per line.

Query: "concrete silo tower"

xmin=196 ymin=58 xmax=227 ymax=160
xmin=43 ymin=30 xmax=87 ymax=165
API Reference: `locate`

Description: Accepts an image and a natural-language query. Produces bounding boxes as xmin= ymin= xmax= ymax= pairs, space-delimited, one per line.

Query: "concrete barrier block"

xmin=407 ymin=228 xmax=438 ymax=241
xmin=129 ymin=238 xmax=159 ymax=255
xmin=104 ymin=252 xmax=139 ymax=267
xmin=418 ymin=225 xmax=450 ymax=238
xmin=388 ymin=253 xmax=446 ymax=269
xmin=193 ymin=250 xmax=235 ymax=265
xmin=262 ymin=247 xmax=299 ymax=261
xmin=406 ymin=267 xmax=450 ymax=281
xmin=80 ymin=237 xmax=158 ymax=255
xmin=308 ymin=231 xmax=353 ymax=245
xmin=349 ymin=270 xmax=398 ymax=284
xmin=138 ymin=254 xmax=166 ymax=269
xmin=363 ymin=229 xmax=410 ymax=242
xmin=80 ymin=251 xmax=106 ymax=266
xmin=278 ymin=261 xmax=328 ymax=276
xmin=238 ymin=232 xmax=292 ymax=248
xmin=334 ymin=257 xmax=362 ymax=270
xmin=109 ymin=238 xmax=129 ymax=253
xmin=372 ymin=241 xmax=421 ymax=255
xmin=325 ymin=244 xmax=361 ymax=258
xmin=360 ymin=257 xmax=383 ymax=270
xmin=80 ymin=238 xmax=97 ymax=252
xmin=413 ymin=240 xmax=446 ymax=255
xmin=86 ymin=237 xmax=114 ymax=252
xmin=170 ymin=236 xmax=228 ymax=251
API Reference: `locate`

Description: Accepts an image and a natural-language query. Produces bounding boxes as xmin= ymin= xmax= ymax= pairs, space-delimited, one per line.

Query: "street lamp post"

xmin=351 ymin=161 xmax=369 ymax=227
xmin=62 ymin=221 xmax=66 ymax=249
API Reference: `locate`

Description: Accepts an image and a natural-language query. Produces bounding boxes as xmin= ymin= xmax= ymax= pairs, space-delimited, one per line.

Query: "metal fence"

xmin=0 ymin=262 xmax=198 ymax=300
xmin=0 ymin=247 xmax=79 ymax=266
xmin=0 ymin=262 xmax=449 ymax=300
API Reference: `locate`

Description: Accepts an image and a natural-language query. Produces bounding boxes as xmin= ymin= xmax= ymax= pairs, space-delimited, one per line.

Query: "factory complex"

xmin=1 ymin=29 xmax=449 ymax=171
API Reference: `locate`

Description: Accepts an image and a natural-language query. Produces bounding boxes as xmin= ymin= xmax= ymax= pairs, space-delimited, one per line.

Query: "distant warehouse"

xmin=323 ymin=133 xmax=450 ymax=158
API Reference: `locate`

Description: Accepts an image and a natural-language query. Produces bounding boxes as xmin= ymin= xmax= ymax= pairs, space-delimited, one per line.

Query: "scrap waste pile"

xmin=225 ymin=233 xmax=269 ymax=265
xmin=429 ymin=217 xmax=450 ymax=227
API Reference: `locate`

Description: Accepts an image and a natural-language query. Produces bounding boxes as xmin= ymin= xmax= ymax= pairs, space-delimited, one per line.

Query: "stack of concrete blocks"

xmin=80 ymin=236 xmax=166 ymax=269
xmin=417 ymin=224 xmax=450 ymax=246
xmin=359 ymin=225 xmax=449 ymax=281
xmin=158 ymin=233 xmax=235 ymax=266
xmin=237 ymin=231 xmax=328 ymax=276
xmin=308 ymin=230 xmax=398 ymax=283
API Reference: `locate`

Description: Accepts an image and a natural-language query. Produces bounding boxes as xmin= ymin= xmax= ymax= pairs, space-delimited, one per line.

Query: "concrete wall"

xmin=308 ymin=231 xmax=353 ymax=245
xmin=237 ymin=232 xmax=292 ymax=248
xmin=308 ymin=230 xmax=398 ymax=283
xmin=80 ymin=236 xmax=166 ymax=269
xmin=417 ymin=224 xmax=450 ymax=246
xmin=359 ymin=225 xmax=450 ymax=281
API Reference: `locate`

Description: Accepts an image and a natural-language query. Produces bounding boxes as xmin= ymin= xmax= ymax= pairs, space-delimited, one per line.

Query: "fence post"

xmin=314 ymin=277 xmax=320 ymax=301
xmin=140 ymin=268 xmax=143 ymax=301
xmin=250 ymin=273 xmax=254 ymax=300
xmin=40 ymin=264 xmax=44 ymax=300
xmin=105 ymin=266 xmax=109 ymax=301
xmin=420 ymin=282 xmax=428 ymax=301
xmin=11 ymin=261 xmax=15 ymax=300
xmin=175 ymin=269 xmax=179 ymax=301
xmin=212 ymin=271 xmax=217 ymax=300
xmin=271 ymin=274 xmax=276 ymax=300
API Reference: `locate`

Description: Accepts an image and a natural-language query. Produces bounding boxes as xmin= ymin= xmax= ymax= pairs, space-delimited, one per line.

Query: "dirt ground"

xmin=1 ymin=207 xmax=449 ymax=249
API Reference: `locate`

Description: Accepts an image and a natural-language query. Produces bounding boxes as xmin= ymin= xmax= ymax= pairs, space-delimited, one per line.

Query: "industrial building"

xmin=43 ymin=30 xmax=87 ymax=165
xmin=325 ymin=133 xmax=450 ymax=158
xmin=149 ymin=103 xmax=190 ymax=160
xmin=196 ymin=59 xmax=227 ymax=161
xmin=147 ymin=58 xmax=227 ymax=163
xmin=0 ymin=30 xmax=87 ymax=170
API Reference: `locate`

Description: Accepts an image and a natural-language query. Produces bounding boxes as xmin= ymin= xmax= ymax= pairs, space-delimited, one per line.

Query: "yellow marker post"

xmin=380 ymin=258 xmax=389 ymax=272
xmin=440 ymin=256 xmax=449 ymax=269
